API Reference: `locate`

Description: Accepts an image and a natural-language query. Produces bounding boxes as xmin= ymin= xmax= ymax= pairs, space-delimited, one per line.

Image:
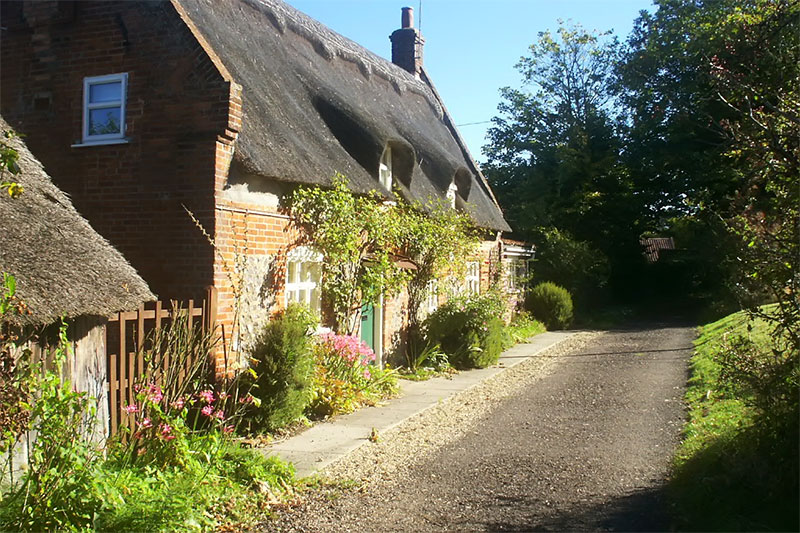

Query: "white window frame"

xmin=379 ymin=146 xmax=393 ymax=191
xmin=285 ymin=246 xmax=323 ymax=314
xmin=446 ymin=182 xmax=458 ymax=208
xmin=425 ymin=279 xmax=439 ymax=313
xmin=465 ymin=261 xmax=480 ymax=295
xmin=505 ymin=258 xmax=529 ymax=292
xmin=82 ymin=73 xmax=128 ymax=144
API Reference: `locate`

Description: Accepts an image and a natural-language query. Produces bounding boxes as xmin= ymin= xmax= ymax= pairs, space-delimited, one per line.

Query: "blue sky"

xmin=286 ymin=0 xmax=654 ymax=163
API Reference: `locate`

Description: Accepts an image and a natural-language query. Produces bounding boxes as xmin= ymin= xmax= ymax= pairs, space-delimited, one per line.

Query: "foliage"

xmin=396 ymin=198 xmax=479 ymax=330
xmin=290 ymin=174 xmax=410 ymax=334
xmin=526 ymin=282 xmax=573 ymax=330
xmin=0 ymin=130 xmax=24 ymax=198
xmin=0 ymin=322 xmax=105 ymax=532
xmin=504 ymin=312 xmax=546 ymax=346
xmin=309 ymin=333 xmax=398 ymax=417
xmin=96 ymin=440 xmax=295 ymax=532
xmin=110 ymin=306 xmax=238 ymax=468
xmin=484 ymin=23 xmax=637 ymax=307
xmin=618 ymin=0 xmax=799 ymax=336
xmin=290 ymin=175 xmax=479 ymax=335
xmin=402 ymin=330 xmax=450 ymax=377
xmin=424 ymin=292 xmax=506 ymax=370
xmin=244 ymin=304 xmax=317 ymax=430
xmin=671 ymin=309 xmax=798 ymax=531
xmin=533 ymin=228 xmax=609 ymax=306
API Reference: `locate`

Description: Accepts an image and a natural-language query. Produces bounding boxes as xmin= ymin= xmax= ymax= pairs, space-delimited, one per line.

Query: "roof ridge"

xmin=244 ymin=0 xmax=442 ymax=117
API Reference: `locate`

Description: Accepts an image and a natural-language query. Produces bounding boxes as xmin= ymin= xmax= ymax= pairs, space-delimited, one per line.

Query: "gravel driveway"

xmin=264 ymin=325 xmax=694 ymax=532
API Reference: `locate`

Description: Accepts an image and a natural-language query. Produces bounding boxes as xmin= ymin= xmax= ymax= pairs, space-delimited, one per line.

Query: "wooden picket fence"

xmin=106 ymin=287 xmax=217 ymax=438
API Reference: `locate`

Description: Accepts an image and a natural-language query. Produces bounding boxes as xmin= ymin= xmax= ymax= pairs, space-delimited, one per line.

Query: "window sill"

xmin=71 ymin=138 xmax=130 ymax=148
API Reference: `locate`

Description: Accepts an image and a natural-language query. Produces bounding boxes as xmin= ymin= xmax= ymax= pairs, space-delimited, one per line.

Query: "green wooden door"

xmin=360 ymin=303 xmax=374 ymax=351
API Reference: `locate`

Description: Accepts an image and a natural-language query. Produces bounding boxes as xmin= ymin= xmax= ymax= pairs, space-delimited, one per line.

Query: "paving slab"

xmin=263 ymin=330 xmax=574 ymax=478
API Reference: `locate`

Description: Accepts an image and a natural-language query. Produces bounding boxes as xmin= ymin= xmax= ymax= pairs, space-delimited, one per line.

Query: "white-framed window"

xmin=82 ymin=73 xmax=127 ymax=143
xmin=505 ymin=258 xmax=529 ymax=292
xmin=285 ymin=246 xmax=323 ymax=313
xmin=465 ymin=261 xmax=480 ymax=295
xmin=379 ymin=146 xmax=393 ymax=191
xmin=425 ymin=279 xmax=439 ymax=313
xmin=446 ymin=182 xmax=458 ymax=208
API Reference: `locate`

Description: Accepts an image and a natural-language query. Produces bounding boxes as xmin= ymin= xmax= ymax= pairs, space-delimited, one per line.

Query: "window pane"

xmin=310 ymin=288 xmax=320 ymax=312
xmin=88 ymin=107 xmax=121 ymax=135
xmin=89 ymin=81 xmax=121 ymax=103
xmin=287 ymin=262 xmax=297 ymax=284
xmin=298 ymin=289 xmax=307 ymax=303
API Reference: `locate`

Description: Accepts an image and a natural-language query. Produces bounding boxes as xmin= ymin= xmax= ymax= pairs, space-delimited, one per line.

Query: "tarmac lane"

xmin=265 ymin=325 xmax=694 ymax=532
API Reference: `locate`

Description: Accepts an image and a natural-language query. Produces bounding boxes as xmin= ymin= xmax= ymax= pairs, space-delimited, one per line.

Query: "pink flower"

xmin=223 ymin=425 xmax=234 ymax=434
xmin=201 ymin=405 xmax=214 ymax=417
xmin=163 ymin=435 xmax=176 ymax=441
xmin=238 ymin=394 xmax=254 ymax=404
xmin=198 ymin=390 xmax=215 ymax=404
xmin=123 ymin=403 xmax=139 ymax=414
xmin=170 ymin=397 xmax=186 ymax=410
xmin=213 ymin=409 xmax=225 ymax=420
xmin=159 ymin=423 xmax=172 ymax=437
xmin=363 ymin=369 xmax=371 ymax=380
xmin=219 ymin=391 xmax=229 ymax=401
xmin=147 ymin=384 xmax=163 ymax=404
xmin=140 ymin=418 xmax=153 ymax=429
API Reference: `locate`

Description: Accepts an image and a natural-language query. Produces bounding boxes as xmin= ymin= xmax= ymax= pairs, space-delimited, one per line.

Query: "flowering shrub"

xmin=424 ymin=291 xmax=507 ymax=369
xmin=120 ymin=382 xmax=235 ymax=467
xmin=310 ymin=333 xmax=397 ymax=416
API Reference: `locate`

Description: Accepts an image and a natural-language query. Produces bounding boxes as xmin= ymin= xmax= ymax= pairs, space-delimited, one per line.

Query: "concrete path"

xmin=265 ymin=331 xmax=575 ymax=478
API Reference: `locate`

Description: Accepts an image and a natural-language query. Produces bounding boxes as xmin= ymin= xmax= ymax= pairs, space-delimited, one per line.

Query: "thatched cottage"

xmin=0 ymin=0 xmax=533 ymax=370
xmin=0 ymin=114 xmax=154 ymax=441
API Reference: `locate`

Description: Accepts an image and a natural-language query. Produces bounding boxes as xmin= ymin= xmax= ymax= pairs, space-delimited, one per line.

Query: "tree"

xmin=483 ymin=23 xmax=641 ymax=306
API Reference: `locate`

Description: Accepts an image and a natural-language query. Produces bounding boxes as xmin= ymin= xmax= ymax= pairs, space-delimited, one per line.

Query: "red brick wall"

xmin=0 ymin=0 xmax=234 ymax=301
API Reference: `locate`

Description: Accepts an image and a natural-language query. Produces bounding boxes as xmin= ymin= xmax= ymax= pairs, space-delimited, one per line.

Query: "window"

xmin=82 ymin=73 xmax=127 ymax=143
xmin=505 ymin=259 xmax=529 ymax=292
xmin=446 ymin=182 xmax=458 ymax=208
xmin=379 ymin=146 xmax=393 ymax=191
xmin=285 ymin=247 xmax=323 ymax=313
xmin=465 ymin=261 xmax=480 ymax=295
xmin=425 ymin=279 xmax=439 ymax=313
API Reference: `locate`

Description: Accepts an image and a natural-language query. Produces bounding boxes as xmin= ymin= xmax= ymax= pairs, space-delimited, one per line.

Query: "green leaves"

xmin=291 ymin=174 xmax=478 ymax=334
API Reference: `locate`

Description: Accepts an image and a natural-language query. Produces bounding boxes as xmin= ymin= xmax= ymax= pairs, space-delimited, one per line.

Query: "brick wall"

xmin=0 ymin=0 xmax=233 ymax=301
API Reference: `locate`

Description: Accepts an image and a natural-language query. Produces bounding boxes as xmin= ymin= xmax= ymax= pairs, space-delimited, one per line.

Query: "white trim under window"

xmin=82 ymin=73 xmax=127 ymax=144
xmin=379 ymin=146 xmax=393 ymax=192
xmin=285 ymin=247 xmax=323 ymax=314
xmin=465 ymin=261 xmax=480 ymax=295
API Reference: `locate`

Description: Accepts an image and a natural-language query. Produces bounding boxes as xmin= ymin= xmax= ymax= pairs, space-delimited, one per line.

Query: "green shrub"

xmin=424 ymin=292 xmax=506 ymax=370
xmin=505 ymin=311 xmax=547 ymax=347
xmin=526 ymin=282 xmax=573 ymax=330
xmin=246 ymin=304 xmax=317 ymax=430
xmin=0 ymin=322 xmax=105 ymax=533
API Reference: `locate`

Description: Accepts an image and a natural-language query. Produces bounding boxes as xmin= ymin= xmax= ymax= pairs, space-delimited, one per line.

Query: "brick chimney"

xmin=390 ymin=7 xmax=424 ymax=77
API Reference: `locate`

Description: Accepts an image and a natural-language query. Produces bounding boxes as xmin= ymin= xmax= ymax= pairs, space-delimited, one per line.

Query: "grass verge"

xmin=670 ymin=309 xmax=799 ymax=531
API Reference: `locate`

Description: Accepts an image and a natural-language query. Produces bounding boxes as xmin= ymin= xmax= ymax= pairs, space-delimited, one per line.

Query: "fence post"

xmin=205 ymin=285 xmax=218 ymax=333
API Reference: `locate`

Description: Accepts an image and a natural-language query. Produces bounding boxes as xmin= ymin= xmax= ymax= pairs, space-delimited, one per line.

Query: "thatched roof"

xmin=179 ymin=0 xmax=511 ymax=232
xmin=0 ymin=116 xmax=154 ymax=327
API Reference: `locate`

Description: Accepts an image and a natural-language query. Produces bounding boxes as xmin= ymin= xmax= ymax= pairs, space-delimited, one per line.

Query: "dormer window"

xmin=446 ymin=182 xmax=458 ymax=208
xmin=379 ymin=146 xmax=393 ymax=191
xmin=82 ymin=73 xmax=127 ymax=144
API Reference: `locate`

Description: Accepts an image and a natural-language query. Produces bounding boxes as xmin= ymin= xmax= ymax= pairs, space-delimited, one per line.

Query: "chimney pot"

xmin=390 ymin=7 xmax=424 ymax=77
xmin=401 ymin=7 xmax=413 ymax=29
